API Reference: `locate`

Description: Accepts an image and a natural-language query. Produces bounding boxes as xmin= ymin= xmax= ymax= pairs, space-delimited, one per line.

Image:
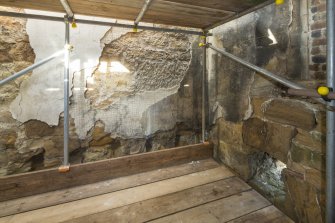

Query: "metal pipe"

xmin=0 ymin=11 xmax=203 ymax=36
xmin=287 ymin=88 xmax=335 ymax=100
xmin=59 ymin=0 xmax=74 ymax=18
xmin=208 ymin=43 xmax=303 ymax=89
xmin=202 ymin=38 xmax=207 ymax=142
xmin=326 ymin=0 xmax=335 ymax=222
xmin=0 ymin=50 xmax=64 ymax=87
xmin=63 ymin=19 xmax=70 ymax=167
xmin=134 ymin=0 xmax=154 ymax=26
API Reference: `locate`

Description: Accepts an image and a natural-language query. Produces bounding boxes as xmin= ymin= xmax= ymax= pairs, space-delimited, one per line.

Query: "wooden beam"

xmin=0 ymin=143 xmax=213 ymax=202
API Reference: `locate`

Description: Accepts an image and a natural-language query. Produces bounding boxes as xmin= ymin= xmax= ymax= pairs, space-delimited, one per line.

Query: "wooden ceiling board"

xmin=0 ymin=0 xmax=272 ymax=29
xmin=157 ymin=0 xmax=269 ymax=12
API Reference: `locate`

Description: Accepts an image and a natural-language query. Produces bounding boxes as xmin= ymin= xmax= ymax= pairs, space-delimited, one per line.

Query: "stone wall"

xmin=209 ymin=1 xmax=326 ymax=222
xmin=0 ymin=8 xmax=203 ymax=175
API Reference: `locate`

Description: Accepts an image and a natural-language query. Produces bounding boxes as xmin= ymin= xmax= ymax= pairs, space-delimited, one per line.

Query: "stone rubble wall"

xmin=209 ymin=1 xmax=326 ymax=222
xmin=0 ymin=8 xmax=203 ymax=175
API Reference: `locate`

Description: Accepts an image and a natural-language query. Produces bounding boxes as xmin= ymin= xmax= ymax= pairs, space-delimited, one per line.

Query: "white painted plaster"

xmin=10 ymin=10 xmax=111 ymax=125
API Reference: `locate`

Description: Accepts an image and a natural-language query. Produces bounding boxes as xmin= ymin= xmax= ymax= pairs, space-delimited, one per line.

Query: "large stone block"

xmin=283 ymin=169 xmax=324 ymax=223
xmin=263 ymin=99 xmax=316 ymax=130
xmin=242 ymin=118 xmax=266 ymax=150
xmin=291 ymin=140 xmax=325 ymax=171
xmin=218 ymin=119 xmax=243 ymax=146
xmin=218 ymin=141 xmax=252 ymax=180
xmin=243 ymin=118 xmax=296 ymax=163
xmin=294 ymin=128 xmax=325 ymax=153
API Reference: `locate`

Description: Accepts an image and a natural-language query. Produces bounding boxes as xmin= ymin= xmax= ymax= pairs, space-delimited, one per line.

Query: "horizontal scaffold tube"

xmin=0 ymin=11 xmax=203 ymax=36
xmin=0 ymin=50 xmax=65 ymax=87
xmin=207 ymin=43 xmax=303 ymax=89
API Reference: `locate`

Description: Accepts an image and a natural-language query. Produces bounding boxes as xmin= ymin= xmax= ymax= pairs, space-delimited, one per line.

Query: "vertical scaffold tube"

xmin=326 ymin=0 xmax=335 ymax=222
xmin=63 ymin=19 xmax=70 ymax=167
xmin=202 ymin=37 xmax=207 ymax=142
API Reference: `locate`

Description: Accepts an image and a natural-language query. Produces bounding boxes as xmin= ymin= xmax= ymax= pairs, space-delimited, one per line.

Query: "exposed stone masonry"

xmin=209 ymin=1 xmax=326 ymax=222
xmin=0 ymin=9 xmax=201 ymax=175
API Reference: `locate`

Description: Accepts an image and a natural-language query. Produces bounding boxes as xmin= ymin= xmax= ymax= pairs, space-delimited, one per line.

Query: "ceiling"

xmin=0 ymin=0 xmax=272 ymax=29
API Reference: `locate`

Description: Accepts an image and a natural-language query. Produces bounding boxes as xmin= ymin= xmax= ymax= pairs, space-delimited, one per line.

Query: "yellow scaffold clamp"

xmin=318 ymin=86 xmax=330 ymax=97
xmin=199 ymin=31 xmax=207 ymax=47
xmin=71 ymin=21 xmax=77 ymax=29
xmin=275 ymin=0 xmax=284 ymax=5
xmin=133 ymin=25 xmax=138 ymax=33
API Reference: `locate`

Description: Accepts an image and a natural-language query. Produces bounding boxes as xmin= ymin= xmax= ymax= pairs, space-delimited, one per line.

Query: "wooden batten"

xmin=0 ymin=143 xmax=213 ymax=202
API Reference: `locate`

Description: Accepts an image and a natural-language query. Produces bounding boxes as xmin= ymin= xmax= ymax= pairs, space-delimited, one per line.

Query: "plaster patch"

xmin=10 ymin=10 xmax=110 ymax=125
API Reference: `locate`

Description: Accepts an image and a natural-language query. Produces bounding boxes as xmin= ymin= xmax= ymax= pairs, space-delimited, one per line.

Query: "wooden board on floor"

xmin=149 ymin=190 xmax=271 ymax=223
xmin=0 ymin=166 xmax=233 ymax=223
xmin=66 ymin=177 xmax=251 ymax=223
xmin=0 ymin=143 xmax=212 ymax=202
xmin=227 ymin=206 xmax=294 ymax=223
xmin=0 ymin=159 xmax=219 ymax=217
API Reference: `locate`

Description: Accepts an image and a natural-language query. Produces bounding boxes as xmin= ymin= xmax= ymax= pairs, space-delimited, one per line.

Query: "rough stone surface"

xmin=290 ymin=139 xmax=325 ymax=171
xmin=218 ymin=141 xmax=252 ymax=180
xmin=248 ymin=153 xmax=290 ymax=217
xmin=294 ymin=128 xmax=326 ymax=153
xmin=284 ymin=169 xmax=324 ymax=223
xmin=242 ymin=118 xmax=296 ymax=162
xmin=71 ymin=30 xmax=194 ymax=139
xmin=209 ymin=2 xmax=326 ymax=222
xmin=263 ymin=99 xmax=316 ymax=131
xmin=0 ymin=8 xmax=200 ymax=175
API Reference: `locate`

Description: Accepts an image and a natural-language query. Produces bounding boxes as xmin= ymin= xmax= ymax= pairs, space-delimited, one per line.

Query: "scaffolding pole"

xmin=202 ymin=38 xmax=207 ymax=142
xmin=59 ymin=0 xmax=74 ymax=18
xmin=326 ymin=0 xmax=335 ymax=222
xmin=134 ymin=0 xmax=154 ymax=26
xmin=0 ymin=50 xmax=64 ymax=86
xmin=59 ymin=18 xmax=71 ymax=172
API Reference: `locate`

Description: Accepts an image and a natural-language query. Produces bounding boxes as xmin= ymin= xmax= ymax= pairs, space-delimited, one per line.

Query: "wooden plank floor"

xmin=0 ymin=158 xmax=294 ymax=223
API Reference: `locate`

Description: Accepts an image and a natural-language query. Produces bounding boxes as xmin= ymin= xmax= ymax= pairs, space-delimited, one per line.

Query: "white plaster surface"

xmin=10 ymin=11 xmax=189 ymax=139
xmin=10 ymin=10 xmax=110 ymax=125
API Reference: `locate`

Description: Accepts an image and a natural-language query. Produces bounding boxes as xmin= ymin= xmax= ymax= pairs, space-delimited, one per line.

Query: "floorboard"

xmin=148 ymin=190 xmax=271 ymax=223
xmin=66 ymin=177 xmax=250 ymax=223
xmin=227 ymin=206 xmax=294 ymax=223
xmin=0 ymin=158 xmax=219 ymax=217
xmin=0 ymin=166 xmax=234 ymax=223
xmin=0 ymin=157 xmax=294 ymax=223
